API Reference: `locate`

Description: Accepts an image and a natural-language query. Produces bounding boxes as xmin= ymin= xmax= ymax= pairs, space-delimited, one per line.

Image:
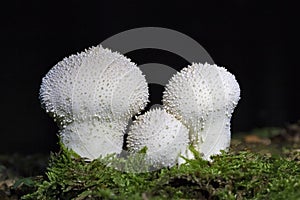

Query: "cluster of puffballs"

xmin=39 ymin=45 xmax=240 ymax=168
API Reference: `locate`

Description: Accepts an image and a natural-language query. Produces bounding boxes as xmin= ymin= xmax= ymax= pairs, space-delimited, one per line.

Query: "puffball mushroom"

xmin=163 ymin=63 xmax=240 ymax=160
xmin=39 ymin=45 xmax=149 ymax=159
xmin=127 ymin=108 xmax=189 ymax=168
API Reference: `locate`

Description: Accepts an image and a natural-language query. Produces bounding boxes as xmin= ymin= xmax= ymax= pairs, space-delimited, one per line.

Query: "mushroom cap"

xmin=162 ymin=63 xmax=240 ymax=160
xmin=60 ymin=118 xmax=125 ymax=160
xmin=39 ymin=45 xmax=149 ymax=126
xmin=127 ymin=108 xmax=189 ymax=168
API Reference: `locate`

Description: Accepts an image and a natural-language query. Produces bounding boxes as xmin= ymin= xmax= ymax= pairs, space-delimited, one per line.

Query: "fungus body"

xmin=39 ymin=45 xmax=149 ymax=159
xmin=127 ymin=108 xmax=189 ymax=168
xmin=163 ymin=63 xmax=240 ymax=160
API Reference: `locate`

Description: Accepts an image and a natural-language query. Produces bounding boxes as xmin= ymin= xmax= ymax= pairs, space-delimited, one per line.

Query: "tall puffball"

xmin=39 ymin=45 xmax=149 ymax=160
xmin=163 ymin=63 xmax=240 ymax=160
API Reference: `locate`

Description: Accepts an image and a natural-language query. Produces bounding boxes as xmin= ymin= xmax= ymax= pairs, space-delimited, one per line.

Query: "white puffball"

xmin=127 ymin=108 xmax=189 ymax=168
xmin=163 ymin=63 xmax=240 ymax=160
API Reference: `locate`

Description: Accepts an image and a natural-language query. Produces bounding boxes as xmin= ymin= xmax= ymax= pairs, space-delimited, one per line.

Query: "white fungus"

xmin=127 ymin=108 xmax=189 ymax=168
xmin=39 ymin=45 xmax=149 ymax=159
xmin=163 ymin=63 xmax=240 ymax=160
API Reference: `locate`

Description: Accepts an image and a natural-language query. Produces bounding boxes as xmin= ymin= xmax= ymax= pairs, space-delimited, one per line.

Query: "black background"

xmin=2 ymin=0 xmax=299 ymax=153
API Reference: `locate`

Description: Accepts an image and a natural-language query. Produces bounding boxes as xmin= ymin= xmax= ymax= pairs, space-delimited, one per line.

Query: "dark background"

xmin=2 ymin=0 xmax=299 ymax=154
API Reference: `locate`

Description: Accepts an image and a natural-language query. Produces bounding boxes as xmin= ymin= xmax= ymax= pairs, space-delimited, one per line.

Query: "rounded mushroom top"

xmin=163 ymin=62 xmax=240 ymax=130
xmin=127 ymin=108 xmax=189 ymax=168
xmin=39 ymin=45 xmax=149 ymax=126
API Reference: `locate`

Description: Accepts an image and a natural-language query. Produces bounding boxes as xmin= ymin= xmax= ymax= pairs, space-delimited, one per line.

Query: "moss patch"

xmin=21 ymin=144 xmax=300 ymax=200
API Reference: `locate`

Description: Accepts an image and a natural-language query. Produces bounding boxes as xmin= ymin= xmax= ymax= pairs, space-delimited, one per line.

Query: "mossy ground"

xmin=1 ymin=123 xmax=300 ymax=199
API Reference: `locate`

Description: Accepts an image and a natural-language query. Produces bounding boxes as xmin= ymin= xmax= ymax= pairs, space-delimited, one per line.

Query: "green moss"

xmin=22 ymin=144 xmax=300 ymax=200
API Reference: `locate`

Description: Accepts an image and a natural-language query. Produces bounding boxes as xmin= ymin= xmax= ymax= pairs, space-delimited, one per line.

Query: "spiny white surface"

xmin=39 ymin=45 xmax=149 ymax=160
xmin=39 ymin=45 xmax=149 ymax=126
xmin=127 ymin=108 xmax=189 ymax=168
xmin=162 ymin=63 xmax=240 ymax=160
xmin=60 ymin=118 xmax=125 ymax=160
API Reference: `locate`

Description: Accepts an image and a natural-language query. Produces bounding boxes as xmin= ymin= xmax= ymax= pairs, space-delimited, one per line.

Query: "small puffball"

xmin=163 ymin=63 xmax=240 ymax=160
xmin=60 ymin=118 xmax=125 ymax=160
xmin=127 ymin=108 xmax=189 ymax=168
